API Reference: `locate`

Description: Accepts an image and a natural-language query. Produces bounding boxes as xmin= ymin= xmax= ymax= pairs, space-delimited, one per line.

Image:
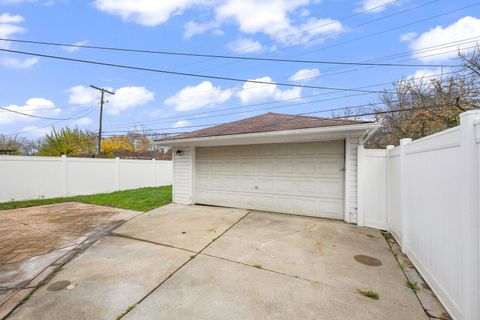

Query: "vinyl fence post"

xmin=60 ymin=155 xmax=67 ymax=197
xmin=115 ymin=157 xmax=120 ymax=191
xmin=385 ymin=145 xmax=394 ymax=231
xmin=399 ymin=138 xmax=411 ymax=253
xmin=459 ymin=110 xmax=480 ymax=320
xmin=152 ymin=158 xmax=157 ymax=187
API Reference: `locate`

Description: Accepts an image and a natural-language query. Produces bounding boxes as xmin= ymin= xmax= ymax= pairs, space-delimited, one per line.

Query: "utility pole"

xmin=90 ymin=85 xmax=114 ymax=155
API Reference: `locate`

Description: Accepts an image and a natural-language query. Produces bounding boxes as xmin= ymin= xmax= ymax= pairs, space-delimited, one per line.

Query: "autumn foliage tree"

xmin=101 ymin=136 xmax=134 ymax=158
xmin=38 ymin=127 xmax=97 ymax=156
xmin=366 ymin=49 xmax=480 ymax=148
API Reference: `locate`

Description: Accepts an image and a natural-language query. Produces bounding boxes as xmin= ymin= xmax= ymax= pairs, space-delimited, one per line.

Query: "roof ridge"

xmin=165 ymin=112 xmax=371 ymax=141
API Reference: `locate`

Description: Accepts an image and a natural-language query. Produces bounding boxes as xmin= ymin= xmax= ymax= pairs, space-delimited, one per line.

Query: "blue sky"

xmin=0 ymin=0 xmax=479 ymax=138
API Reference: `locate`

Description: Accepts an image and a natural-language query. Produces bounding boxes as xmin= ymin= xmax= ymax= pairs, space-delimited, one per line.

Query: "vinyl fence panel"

xmin=358 ymin=110 xmax=480 ymax=320
xmin=0 ymin=156 xmax=172 ymax=202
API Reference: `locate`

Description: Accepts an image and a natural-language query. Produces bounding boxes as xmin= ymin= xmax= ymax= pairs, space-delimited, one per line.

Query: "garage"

xmin=195 ymin=141 xmax=345 ymax=219
xmin=158 ymin=112 xmax=378 ymax=223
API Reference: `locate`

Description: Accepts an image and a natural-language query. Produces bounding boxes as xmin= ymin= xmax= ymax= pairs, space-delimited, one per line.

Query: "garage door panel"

xmin=317 ymin=180 xmax=344 ymax=198
xmin=257 ymin=178 xmax=275 ymax=193
xmin=195 ymin=141 xmax=345 ymax=219
xmin=256 ymin=159 xmax=274 ymax=174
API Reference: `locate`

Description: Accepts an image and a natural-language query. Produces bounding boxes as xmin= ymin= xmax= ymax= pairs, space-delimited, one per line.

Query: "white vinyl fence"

xmin=0 ymin=156 xmax=173 ymax=202
xmin=358 ymin=110 xmax=480 ymax=320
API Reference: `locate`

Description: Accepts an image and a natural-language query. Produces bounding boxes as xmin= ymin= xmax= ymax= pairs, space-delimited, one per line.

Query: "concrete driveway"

xmin=6 ymin=204 xmax=430 ymax=320
xmin=0 ymin=202 xmax=139 ymax=318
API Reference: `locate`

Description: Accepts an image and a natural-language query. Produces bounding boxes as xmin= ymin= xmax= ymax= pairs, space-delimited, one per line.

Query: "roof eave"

xmin=155 ymin=122 xmax=380 ymax=147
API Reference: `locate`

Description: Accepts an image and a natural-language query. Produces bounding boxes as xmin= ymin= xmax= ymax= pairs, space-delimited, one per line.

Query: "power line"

xmin=124 ymin=37 xmax=478 ymax=102
xmin=187 ymin=0 xmax=442 ymax=73
xmin=165 ymin=0 xmax=403 ymax=70
xmin=4 ymin=106 xmax=97 ymax=136
xmin=0 ymin=37 xmax=457 ymax=68
xmin=0 ymin=105 xmax=94 ymax=121
xmin=0 ymin=48 xmax=392 ymax=94
xmin=292 ymin=2 xmax=480 ymax=58
xmin=104 ymin=69 xmax=467 ymax=130
xmin=101 ymin=104 xmax=465 ymax=138
xmin=204 ymin=1 xmax=479 ymax=74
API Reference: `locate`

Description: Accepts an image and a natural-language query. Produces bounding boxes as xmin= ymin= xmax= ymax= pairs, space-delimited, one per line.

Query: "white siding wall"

xmin=347 ymin=136 xmax=360 ymax=223
xmin=0 ymin=156 xmax=172 ymax=202
xmin=172 ymin=147 xmax=194 ymax=205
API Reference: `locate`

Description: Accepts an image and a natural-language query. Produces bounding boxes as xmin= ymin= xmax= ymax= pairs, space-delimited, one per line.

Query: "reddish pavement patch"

xmin=0 ymin=202 xmax=140 ymax=318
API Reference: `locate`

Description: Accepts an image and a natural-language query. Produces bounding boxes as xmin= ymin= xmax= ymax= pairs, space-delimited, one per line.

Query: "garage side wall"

xmin=346 ymin=136 xmax=360 ymax=224
xmin=173 ymin=147 xmax=194 ymax=205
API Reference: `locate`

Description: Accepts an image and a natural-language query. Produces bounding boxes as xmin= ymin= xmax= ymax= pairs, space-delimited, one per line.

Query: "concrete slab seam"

xmin=114 ymin=209 xmax=252 ymax=320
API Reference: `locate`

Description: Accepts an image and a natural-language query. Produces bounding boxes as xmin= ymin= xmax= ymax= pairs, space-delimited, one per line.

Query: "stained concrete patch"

xmin=113 ymin=204 xmax=248 ymax=252
xmin=124 ymin=254 xmax=428 ymax=320
xmin=8 ymin=236 xmax=191 ymax=320
xmin=204 ymin=211 xmax=424 ymax=308
xmin=0 ymin=202 xmax=140 ymax=317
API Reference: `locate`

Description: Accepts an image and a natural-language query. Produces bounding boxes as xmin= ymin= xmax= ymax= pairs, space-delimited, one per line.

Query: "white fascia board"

xmin=156 ymin=123 xmax=380 ymax=147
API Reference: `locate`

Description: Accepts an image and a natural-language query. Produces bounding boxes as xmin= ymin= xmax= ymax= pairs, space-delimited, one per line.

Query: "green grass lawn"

xmin=0 ymin=186 xmax=172 ymax=212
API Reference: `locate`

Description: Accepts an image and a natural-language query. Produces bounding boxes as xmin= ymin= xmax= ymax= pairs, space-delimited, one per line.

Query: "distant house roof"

xmin=164 ymin=112 xmax=371 ymax=141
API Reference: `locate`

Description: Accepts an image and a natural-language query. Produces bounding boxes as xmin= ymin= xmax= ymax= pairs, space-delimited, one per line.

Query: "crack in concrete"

xmin=114 ymin=209 xmax=252 ymax=320
xmin=237 ymin=231 xmax=301 ymax=262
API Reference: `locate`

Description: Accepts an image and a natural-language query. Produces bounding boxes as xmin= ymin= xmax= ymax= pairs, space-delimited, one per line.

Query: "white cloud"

xmin=400 ymin=32 xmax=417 ymax=42
xmin=356 ymin=0 xmax=397 ymax=13
xmin=0 ymin=98 xmax=60 ymax=124
xmin=108 ymin=86 xmax=154 ymax=115
xmin=73 ymin=117 xmax=93 ymax=126
xmin=0 ymin=57 xmax=38 ymax=68
xmin=404 ymin=67 xmax=450 ymax=85
xmin=406 ymin=16 xmax=480 ymax=63
xmin=0 ymin=13 xmax=23 ymax=23
xmin=63 ymin=40 xmax=88 ymax=53
xmin=214 ymin=0 xmax=344 ymax=45
xmin=289 ymin=68 xmax=320 ymax=81
xmin=0 ymin=13 xmax=39 ymax=68
xmin=172 ymin=120 xmax=191 ymax=128
xmin=93 ymin=1 xmax=343 ymax=46
xmin=184 ymin=20 xmax=218 ymax=38
xmin=93 ymin=0 xmax=208 ymax=26
xmin=66 ymin=85 xmax=154 ymax=115
xmin=165 ymin=81 xmax=232 ymax=111
xmin=237 ymin=76 xmax=302 ymax=104
xmin=66 ymin=85 xmax=99 ymax=106
xmin=227 ymin=38 xmax=264 ymax=53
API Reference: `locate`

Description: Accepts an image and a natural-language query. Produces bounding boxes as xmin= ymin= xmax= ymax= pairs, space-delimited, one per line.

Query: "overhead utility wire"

xmin=196 ymin=0 xmax=442 ymax=72
xmin=0 ymin=48 xmax=391 ymax=94
xmin=0 ymin=38 xmax=456 ymax=68
xmin=101 ymin=103 xmax=465 ymax=137
xmin=105 ymin=69 xmax=467 ymax=129
xmin=292 ymin=2 xmax=480 ymax=58
xmin=167 ymin=0 xmax=402 ymax=69
xmin=0 ymin=105 xmax=95 ymax=121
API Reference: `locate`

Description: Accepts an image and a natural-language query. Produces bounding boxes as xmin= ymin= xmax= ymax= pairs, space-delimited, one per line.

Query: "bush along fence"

xmin=0 ymin=156 xmax=173 ymax=202
xmin=358 ymin=110 xmax=480 ymax=320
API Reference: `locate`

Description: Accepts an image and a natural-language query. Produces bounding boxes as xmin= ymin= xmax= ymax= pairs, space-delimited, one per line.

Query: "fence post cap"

xmin=460 ymin=110 xmax=480 ymax=121
xmin=61 ymin=154 xmax=67 ymax=158
xmin=386 ymin=145 xmax=395 ymax=150
xmin=400 ymin=138 xmax=412 ymax=145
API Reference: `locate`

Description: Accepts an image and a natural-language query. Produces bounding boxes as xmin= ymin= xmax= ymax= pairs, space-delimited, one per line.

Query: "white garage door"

xmin=195 ymin=141 xmax=345 ymax=219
